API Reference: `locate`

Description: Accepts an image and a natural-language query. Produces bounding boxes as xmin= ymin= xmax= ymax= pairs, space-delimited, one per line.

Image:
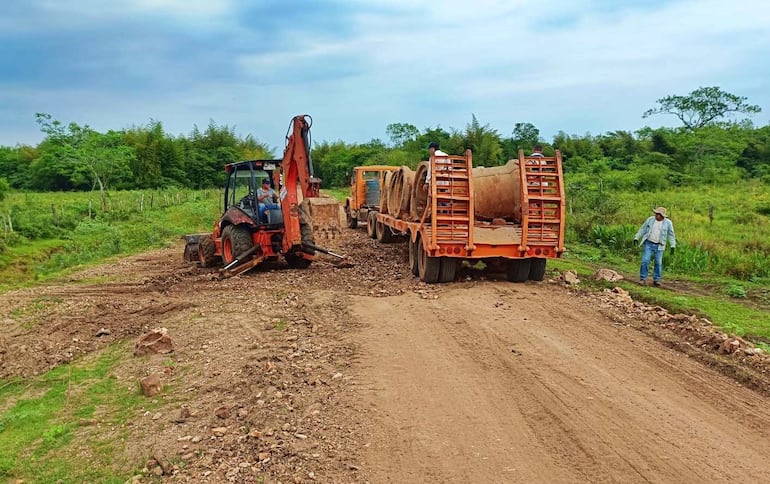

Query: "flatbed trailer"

xmin=368 ymin=149 xmax=566 ymax=283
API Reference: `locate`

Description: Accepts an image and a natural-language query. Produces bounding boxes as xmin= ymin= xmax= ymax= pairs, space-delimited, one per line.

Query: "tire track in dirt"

xmin=351 ymin=283 xmax=770 ymax=483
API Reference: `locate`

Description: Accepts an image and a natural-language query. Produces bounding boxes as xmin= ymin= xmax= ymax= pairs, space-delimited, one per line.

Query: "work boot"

xmin=638 ymin=279 xmax=646 ymax=286
xmin=653 ymin=281 xmax=662 ymax=287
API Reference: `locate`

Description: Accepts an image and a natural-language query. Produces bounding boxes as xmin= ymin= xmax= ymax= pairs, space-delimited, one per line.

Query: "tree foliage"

xmin=1 ymin=92 xmax=769 ymax=196
xmin=643 ymin=86 xmax=761 ymax=130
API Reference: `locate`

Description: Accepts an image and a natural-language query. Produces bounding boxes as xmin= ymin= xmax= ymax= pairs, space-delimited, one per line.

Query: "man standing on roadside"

xmin=634 ymin=206 xmax=676 ymax=287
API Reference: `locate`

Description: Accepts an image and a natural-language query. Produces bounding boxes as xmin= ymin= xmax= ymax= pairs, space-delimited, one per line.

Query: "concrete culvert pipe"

xmin=388 ymin=166 xmax=414 ymax=219
xmin=380 ymin=171 xmax=394 ymax=215
xmin=410 ymin=161 xmax=429 ymax=220
xmin=472 ymin=159 xmax=522 ymax=222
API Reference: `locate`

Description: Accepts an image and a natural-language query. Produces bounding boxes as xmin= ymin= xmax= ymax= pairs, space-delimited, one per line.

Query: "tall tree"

xmin=512 ymin=122 xmax=540 ymax=148
xmin=461 ymin=114 xmax=503 ymax=166
xmin=642 ymin=86 xmax=761 ymax=130
xmin=385 ymin=123 xmax=419 ymax=147
xmin=35 ymin=113 xmax=134 ymax=210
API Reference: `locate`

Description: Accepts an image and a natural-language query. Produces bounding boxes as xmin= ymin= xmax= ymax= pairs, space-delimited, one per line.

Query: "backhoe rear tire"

xmin=221 ymin=225 xmax=253 ymax=265
xmin=367 ymin=212 xmax=377 ymax=239
xmin=528 ymin=258 xmax=547 ymax=281
xmin=418 ymin=241 xmax=440 ymax=283
xmin=506 ymin=259 xmax=531 ymax=283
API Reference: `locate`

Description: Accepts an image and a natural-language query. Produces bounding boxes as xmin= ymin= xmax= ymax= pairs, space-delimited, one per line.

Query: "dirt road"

xmin=352 ymin=286 xmax=770 ymax=483
xmin=2 ymin=229 xmax=770 ymax=482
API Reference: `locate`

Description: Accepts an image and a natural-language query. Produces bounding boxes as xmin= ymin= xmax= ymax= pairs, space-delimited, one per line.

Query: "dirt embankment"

xmin=2 ymin=228 xmax=770 ymax=482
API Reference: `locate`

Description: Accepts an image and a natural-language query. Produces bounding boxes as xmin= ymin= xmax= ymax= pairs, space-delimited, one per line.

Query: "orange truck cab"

xmin=344 ymin=166 xmax=399 ymax=228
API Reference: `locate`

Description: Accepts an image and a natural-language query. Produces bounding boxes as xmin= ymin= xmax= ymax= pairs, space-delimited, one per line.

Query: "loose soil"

xmin=1 ymin=227 xmax=770 ymax=482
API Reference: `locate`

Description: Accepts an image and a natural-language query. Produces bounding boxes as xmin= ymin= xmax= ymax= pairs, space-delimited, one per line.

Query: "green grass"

xmin=322 ymin=187 xmax=348 ymax=202
xmin=549 ymin=252 xmax=770 ymax=340
xmin=0 ymin=346 xmax=158 ymax=482
xmin=576 ymin=180 xmax=770 ymax=281
xmin=0 ymin=189 xmax=219 ymax=291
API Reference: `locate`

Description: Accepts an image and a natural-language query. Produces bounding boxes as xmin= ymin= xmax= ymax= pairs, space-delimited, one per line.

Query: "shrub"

xmin=727 ymin=284 xmax=747 ymax=298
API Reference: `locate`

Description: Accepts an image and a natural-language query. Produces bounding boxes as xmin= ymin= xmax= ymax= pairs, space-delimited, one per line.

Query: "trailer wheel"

xmin=346 ymin=209 xmax=358 ymax=229
xmin=367 ymin=212 xmax=377 ymax=239
xmin=221 ymin=225 xmax=253 ymax=265
xmin=376 ymin=219 xmax=395 ymax=243
xmin=506 ymin=259 xmax=531 ymax=283
xmin=528 ymin=258 xmax=547 ymax=281
xmin=418 ymin=241 xmax=440 ymax=283
xmin=198 ymin=236 xmax=218 ymax=267
xmin=408 ymin=235 xmax=420 ymax=276
xmin=439 ymin=257 xmax=458 ymax=283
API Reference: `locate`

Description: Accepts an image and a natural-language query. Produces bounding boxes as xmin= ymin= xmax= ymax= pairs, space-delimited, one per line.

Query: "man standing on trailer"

xmin=423 ymin=141 xmax=450 ymax=192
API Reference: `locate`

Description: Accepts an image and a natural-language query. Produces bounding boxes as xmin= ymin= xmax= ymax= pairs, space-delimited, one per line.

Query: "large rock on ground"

xmin=593 ymin=268 xmax=624 ymax=282
xmin=134 ymin=328 xmax=174 ymax=356
xmin=140 ymin=373 xmax=163 ymax=397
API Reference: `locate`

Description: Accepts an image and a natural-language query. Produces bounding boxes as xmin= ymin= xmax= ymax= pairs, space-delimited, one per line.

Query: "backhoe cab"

xmin=183 ymin=115 xmax=344 ymax=276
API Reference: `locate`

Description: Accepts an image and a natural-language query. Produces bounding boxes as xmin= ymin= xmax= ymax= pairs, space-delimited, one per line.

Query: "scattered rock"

xmin=95 ymin=328 xmax=111 ymax=337
xmin=593 ymin=268 xmax=623 ymax=282
xmin=211 ymin=426 xmax=228 ymax=436
xmin=561 ymin=270 xmax=580 ymax=285
xmin=719 ymin=338 xmax=743 ymax=355
xmin=134 ymin=328 xmax=174 ymax=356
xmin=139 ymin=374 xmax=162 ymax=397
xmin=215 ymin=406 xmax=231 ymax=419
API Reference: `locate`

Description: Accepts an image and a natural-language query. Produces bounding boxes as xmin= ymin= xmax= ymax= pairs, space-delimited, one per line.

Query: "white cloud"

xmin=2 ymin=0 xmax=770 ymax=146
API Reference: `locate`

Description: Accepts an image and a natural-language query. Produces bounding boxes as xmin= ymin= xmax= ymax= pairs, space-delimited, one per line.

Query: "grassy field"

xmin=0 ymin=345 xmax=169 ymax=481
xmin=0 ymin=189 xmax=219 ymax=290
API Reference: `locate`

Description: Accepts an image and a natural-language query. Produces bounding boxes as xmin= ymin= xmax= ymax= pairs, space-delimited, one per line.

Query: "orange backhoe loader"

xmin=182 ymin=115 xmax=344 ymax=276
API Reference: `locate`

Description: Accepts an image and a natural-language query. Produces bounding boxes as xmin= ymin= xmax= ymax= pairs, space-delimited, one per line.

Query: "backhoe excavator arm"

xmin=280 ymin=115 xmax=320 ymax=251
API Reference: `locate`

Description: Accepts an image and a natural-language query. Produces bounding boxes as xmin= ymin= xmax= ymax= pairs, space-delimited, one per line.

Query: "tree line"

xmin=0 ymin=87 xmax=767 ymax=196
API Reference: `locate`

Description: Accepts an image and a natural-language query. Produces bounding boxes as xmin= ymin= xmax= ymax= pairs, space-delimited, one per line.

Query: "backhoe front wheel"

xmin=198 ymin=236 xmax=218 ymax=267
xmin=221 ymin=225 xmax=253 ymax=265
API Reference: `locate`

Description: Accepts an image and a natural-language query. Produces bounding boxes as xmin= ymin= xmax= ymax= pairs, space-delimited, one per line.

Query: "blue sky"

xmin=1 ymin=0 xmax=769 ymax=152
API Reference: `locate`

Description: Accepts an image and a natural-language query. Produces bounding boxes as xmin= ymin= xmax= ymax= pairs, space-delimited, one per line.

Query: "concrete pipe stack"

xmin=379 ymin=171 xmax=395 ymax=215
xmin=387 ymin=166 xmax=415 ymax=220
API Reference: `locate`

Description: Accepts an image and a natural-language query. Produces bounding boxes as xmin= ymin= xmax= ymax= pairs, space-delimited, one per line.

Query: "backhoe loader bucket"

xmin=305 ymin=197 xmax=343 ymax=239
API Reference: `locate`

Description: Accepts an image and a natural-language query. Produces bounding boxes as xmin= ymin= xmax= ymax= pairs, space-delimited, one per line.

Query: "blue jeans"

xmin=258 ymin=202 xmax=280 ymax=222
xmin=640 ymin=240 xmax=664 ymax=282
